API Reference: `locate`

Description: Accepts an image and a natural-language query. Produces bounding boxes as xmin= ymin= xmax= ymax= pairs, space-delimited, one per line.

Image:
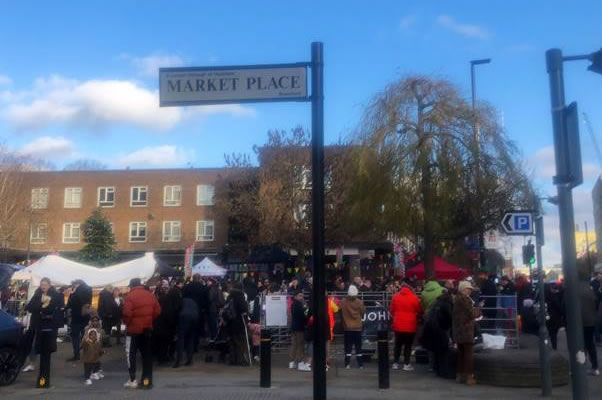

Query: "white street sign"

xmin=501 ymin=211 xmax=534 ymax=235
xmin=159 ymin=64 xmax=308 ymax=106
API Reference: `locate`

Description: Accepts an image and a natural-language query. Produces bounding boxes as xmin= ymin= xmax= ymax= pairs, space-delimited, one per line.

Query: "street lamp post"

xmin=470 ymin=58 xmax=491 ymax=272
xmin=545 ymin=47 xmax=602 ymax=400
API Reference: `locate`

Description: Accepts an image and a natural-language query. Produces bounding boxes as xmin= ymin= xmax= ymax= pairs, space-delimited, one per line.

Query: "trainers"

xmin=84 ymin=379 xmax=92 ymax=386
xmin=392 ymin=363 xmax=400 ymax=370
xmin=22 ymin=364 xmax=35 ymax=372
xmin=91 ymin=373 xmax=100 ymax=380
xmin=288 ymin=361 xmax=297 ymax=369
xmin=591 ymin=369 xmax=600 ymax=376
xmin=124 ymin=380 xmax=138 ymax=388
xmin=298 ymin=362 xmax=312 ymax=372
xmin=345 ymin=364 xmax=350 ymax=369
xmin=96 ymin=372 xmax=105 ymax=379
xmin=403 ymin=364 xmax=414 ymax=371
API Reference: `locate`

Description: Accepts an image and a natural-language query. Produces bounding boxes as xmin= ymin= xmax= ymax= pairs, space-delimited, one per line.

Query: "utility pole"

xmin=470 ymin=58 xmax=491 ymax=271
xmin=535 ymin=215 xmax=552 ymax=396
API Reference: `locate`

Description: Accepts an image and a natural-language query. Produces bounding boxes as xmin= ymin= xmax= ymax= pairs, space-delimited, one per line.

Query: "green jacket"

xmin=420 ymin=281 xmax=445 ymax=313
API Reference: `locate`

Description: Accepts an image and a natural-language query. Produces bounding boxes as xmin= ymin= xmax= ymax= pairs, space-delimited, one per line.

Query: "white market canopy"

xmin=191 ymin=257 xmax=227 ymax=277
xmin=11 ymin=252 xmax=157 ymax=289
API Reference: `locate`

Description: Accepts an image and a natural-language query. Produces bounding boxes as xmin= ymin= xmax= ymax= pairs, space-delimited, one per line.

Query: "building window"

xmin=98 ymin=187 xmax=115 ymax=207
xmin=31 ymin=188 xmax=49 ymax=209
xmin=129 ymin=222 xmax=147 ymax=243
xmin=197 ymin=184 xmax=215 ymax=206
xmin=196 ymin=220 xmax=214 ymax=241
xmin=62 ymin=223 xmax=80 ymax=243
xmin=164 ymin=185 xmax=182 ymax=206
xmin=64 ymin=187 xmax=82 ymax=208
xmin=162 ymin=221 xmax=181 ymax=242
xmin=30 ymin=223 xmax=48 ymax=244
xmin=130 ymin=186 xmax=148 ymax=207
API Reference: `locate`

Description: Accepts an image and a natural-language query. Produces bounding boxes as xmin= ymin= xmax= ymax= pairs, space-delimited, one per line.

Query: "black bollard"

xmin=377 ymin=330 xmax=390 ymax=389
xmin=260 ymin=329 xmax=271 ymax=388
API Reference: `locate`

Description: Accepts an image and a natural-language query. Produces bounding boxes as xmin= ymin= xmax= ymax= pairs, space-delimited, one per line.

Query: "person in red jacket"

xmin=122 ymin=278 xmax=161 ymax=389
xmin=390 ymin=282 xmax=421 ymax=371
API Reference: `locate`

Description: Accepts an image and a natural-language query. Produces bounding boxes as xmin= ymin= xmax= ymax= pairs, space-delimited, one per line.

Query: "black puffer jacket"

xmin=67 ymin=283 xmax=92 ymax=325
xmin=225 ymin=289 xmax=248 ymax=335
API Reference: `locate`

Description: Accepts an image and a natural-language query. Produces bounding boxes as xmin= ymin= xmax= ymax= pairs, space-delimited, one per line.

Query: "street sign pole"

xmin=535 ymin=215 xmax=552 ymax=397
xmin=546 ymin=48 xmax=588 ymax=400
xmin=310 ymin=42 xmax=327 ymax=400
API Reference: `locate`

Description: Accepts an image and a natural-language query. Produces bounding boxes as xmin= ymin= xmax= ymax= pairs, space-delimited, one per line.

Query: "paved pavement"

xmin=1 ymin=334 xmax=600 ymax=400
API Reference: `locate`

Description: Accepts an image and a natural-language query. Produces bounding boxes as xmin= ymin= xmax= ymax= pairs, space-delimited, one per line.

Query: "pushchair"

xmin=203 ymin=324 xmax=230 ymax=363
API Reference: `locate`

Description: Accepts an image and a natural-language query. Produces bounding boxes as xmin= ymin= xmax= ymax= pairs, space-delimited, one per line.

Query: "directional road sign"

xmin=501 ymin=211 xmax=534 ymax=235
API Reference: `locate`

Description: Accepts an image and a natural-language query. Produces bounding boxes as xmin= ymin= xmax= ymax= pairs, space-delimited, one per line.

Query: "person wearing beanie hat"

xmin=341 ymin=285 xmax=365 ymax=369
xmin=453 ymin=280 xmax=480 ymax=385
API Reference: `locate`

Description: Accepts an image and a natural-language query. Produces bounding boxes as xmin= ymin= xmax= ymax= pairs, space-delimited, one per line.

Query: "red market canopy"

xmin=406 ymin=256 xmax=470 ymax=280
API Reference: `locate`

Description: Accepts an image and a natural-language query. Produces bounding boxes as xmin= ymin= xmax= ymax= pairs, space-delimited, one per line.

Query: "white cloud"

xmin=115 ymin=145 xmax=194 ymax=168
xmin=399 ymin=14 xmax=417 ymax=30
xmin=436 ymin=15 xmax=490 ymax=40
xmin=529 ymin=145 xmax=601 ymax=180
xmin=121 ymin=53 xmax=185 ymax=78
xmin=530 ymin=145 xmax=556 ymax=178
xmin=0 ymin=75 xmax=11 ymax=85
xmin=1 ymin=75 xmax=254 ymax=132
xmin=18 ymin=136 xmax=74 ymax=159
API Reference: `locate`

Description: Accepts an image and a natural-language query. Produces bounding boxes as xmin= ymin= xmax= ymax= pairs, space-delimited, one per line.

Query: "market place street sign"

xmin=159 ymin=64 xmax=308 ymax=106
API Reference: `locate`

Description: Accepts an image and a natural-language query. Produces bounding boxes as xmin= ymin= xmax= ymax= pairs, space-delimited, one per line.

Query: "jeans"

xmin=70 ymin=323 xmax=85 ymax=359
xmin=126 ymin=332 xmax=153 ymax=386
xmin=584 ymin=326 xmax=599 ymax=370
xmin=393 ymin=332 xmax=415 ymax=365
xmin=176 ymin=316 xmax=198 ymax=363
xmin=83 ymin=362 xmax=100 ymax=379
xmin=344 ymin=331 xmax=363 ymax=367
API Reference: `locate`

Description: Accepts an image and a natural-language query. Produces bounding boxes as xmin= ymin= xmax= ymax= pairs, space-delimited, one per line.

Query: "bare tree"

xmin=0 ymin=147 xmax=29 ymax=261
xmin=63 ymin=158 xmax=107 ymax=171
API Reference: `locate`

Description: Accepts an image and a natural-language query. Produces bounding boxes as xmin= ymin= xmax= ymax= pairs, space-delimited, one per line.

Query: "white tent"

xmin=191 ymin=257 xmax=227 ymax=277
xmin=12 ymin=252 xmax=157 ymax=289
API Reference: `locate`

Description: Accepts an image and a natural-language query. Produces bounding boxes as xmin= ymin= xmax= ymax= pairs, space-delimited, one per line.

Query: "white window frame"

xmin=31 ymin=188 xmax=49 ymax=209
xmin=97 ymin=186 xmax=115 ymax=207
xmin=62 ymin=223 xmax=80 ymax=244
xmin=196 ymin=220 xmax=214 ymax=242
xmin=30 ymin=223 xmax=48 ymax=244
xmin=163 ymin=185 xmax=182 ymax=206
xmin=162 ymin=220 xmax=181 ymax=242
xmin=129 ymin=221 xmax=147 ymax=243
xmin=130 ymin=186 xmax=148 ymax=207
xmin=196 ymin=184 xmax=215 ymax=206
xmin=64 ymin=187 xmax=82 ymax=208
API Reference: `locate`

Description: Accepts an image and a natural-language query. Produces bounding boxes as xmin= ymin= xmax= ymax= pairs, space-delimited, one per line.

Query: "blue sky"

xmin=1 ymin=1 xmax=601 ymax=266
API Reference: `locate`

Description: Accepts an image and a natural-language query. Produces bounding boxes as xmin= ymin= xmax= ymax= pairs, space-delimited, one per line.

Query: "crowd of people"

xmin=10 ymin=263 xmax=602 ymax=389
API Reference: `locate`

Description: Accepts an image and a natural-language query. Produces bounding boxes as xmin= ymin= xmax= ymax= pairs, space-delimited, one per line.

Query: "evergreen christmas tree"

xmin=79 ymin=208 xmax=117 ymax=267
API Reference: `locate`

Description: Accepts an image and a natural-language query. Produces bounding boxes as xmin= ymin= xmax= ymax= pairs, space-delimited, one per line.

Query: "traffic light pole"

xmin=535 ymin=215 xmax=552 ymax=397
xmin=546 ymin=48 xmax=588 ymax=400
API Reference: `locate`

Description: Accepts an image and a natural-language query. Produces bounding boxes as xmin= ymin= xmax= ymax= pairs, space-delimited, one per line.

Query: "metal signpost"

xmin=160 ymin=42 xmax=328 ymax=400
xmin=500 ymin=210 xmax=552 ymax=396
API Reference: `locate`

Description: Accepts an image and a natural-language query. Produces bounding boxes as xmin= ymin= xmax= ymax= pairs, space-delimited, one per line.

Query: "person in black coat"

xmin=97 ymin=285 xmax=121 ymax=347
xmin=207 ymin=278 xmax=224 ymax=340
xmin=25 ymin=277 xmax=64 ymax=388
xmin=153 ymin=280 xmax=182 ymax=364
xmin=66 ymin=279 xmax=92 ymax=361
xmin=480 ymin=275 xmax=498 ymax=331
xmin=183 ymin=274 xmax=209 ymax=344
xmin=420 ymin=291 xmax=454 ymax=378
xmin=546 ymin=283 xmax=565 ymax=350
xmin=173 ymin=294 xmax=199 ymax=368
xmin=223 ymin=283 xmax=249 ymax=366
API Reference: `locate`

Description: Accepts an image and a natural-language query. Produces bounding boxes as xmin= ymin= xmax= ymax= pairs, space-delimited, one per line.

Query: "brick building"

xmin=9 ymin=168 xmax=228 ymax=265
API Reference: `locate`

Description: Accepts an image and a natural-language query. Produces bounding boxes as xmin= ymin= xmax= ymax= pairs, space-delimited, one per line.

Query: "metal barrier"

xmin=262 ymin=291 xmax=521 ymax=352
xmin=477 ymin=295 xmax=520 ymax=348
